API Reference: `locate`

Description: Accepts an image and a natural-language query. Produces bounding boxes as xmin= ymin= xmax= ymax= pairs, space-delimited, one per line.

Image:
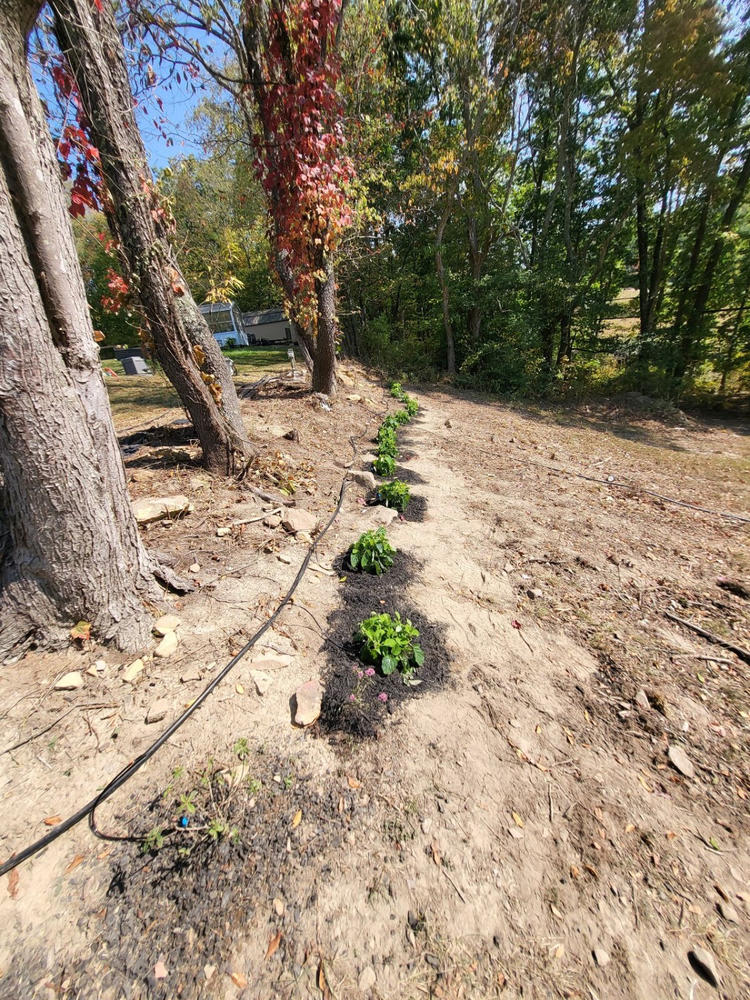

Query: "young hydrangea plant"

xmin=392 ymin=408 xmax=411 ymax=425
xmin=376 ymin=425 xmax=398 ymax=458
xmin=403 ymin=396 xmax=418 ymax=417
xmin=378 ymin=479 xmax=411 ymax=512
xmin=373 ymin=453 xmax=396 ymax=477
xmin=348 ymin=526 xmax=396 ymax=575
xmin=389 ymin=381 xmax=404 ymax=399
xmin=355 ymin=611 xmax=424 ymax=679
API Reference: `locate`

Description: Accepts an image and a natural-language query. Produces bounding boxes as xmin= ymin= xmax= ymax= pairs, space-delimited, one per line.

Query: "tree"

xmin=0 ymin=0 xmax=179 ymax=657
xmin=49 ymin=0 xmax=253 ymax=474
xmin=138 ymin=0 xmax=355 ymax=395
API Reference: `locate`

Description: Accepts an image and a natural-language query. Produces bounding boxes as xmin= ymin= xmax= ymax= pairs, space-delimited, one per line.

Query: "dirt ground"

xmin=1 ymin=363 xmax=749 ymax=1000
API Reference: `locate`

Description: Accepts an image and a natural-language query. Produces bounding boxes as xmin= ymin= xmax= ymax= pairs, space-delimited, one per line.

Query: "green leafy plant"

xmin=233 ymin=737 xmax=250 ymax=761
xmin=142 ymin=826 xmax=165 ymax=853
xmin=348 ymin=526 xmax=396 ymax=575
xmin=355 ymin=612 xmax=424 ymax=679
xmin=378 ymin=479 xmax=411 ymax=512
xmin=404 ymin=396 xmax=418 ymax=417
xmin=393 ymin=408 xmax=411 ymax=425
xmin=377 ymin=426 xmax=398 ymax=458
xmin=390 ymin=381 xmax=404 ymax=398
xmin=373 ymin=453 xmax=396 ymax=477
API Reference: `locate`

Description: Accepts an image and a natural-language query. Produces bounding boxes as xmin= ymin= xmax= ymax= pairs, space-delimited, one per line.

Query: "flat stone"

xmin=294 ymin=680 xmax=322 ymax=727
xmin=216 ymin=526 xmax=232 ymax=537
xmin=132 ymin=495 xmax=193 ymax=525
xmin=265 ymin=424 xmax=288 ymax=438
xmin=346 ymin=393 xmax=362 ymax=402
xmin=349 ymin=470 xmax=376 ymax=490
xmin=366 ymin=505 xmax=399 ymax=526
xmin=55 ymin=671 xmax=83 ymax=690
xmin=358 ymin=967 xmax=376 ymax=993
xmin=85 ymin=664 xmax=98 ymax=678
xmin=282 ymin=509 xmax=317 ymax=534
xmin=154 ymin=631 xmax=178 ymax=658
xmin=252 ymin=653 xmax=292 ymax=671
xmin=130 ymin=469 xmax=153 ymax=483
xmin=263 ymin=514 xmax=281 ymax=528
xmin=273 ymin=898 xmax=284 ymax=916
xmin=122 ymin=658 xmax=145 ymax=683
xmin=717 ymin=901 xmax=740 ymax=923
xmin=250 ymin=670 xmax=274 ymax=695
xmin=668 ymin=744 xmax=695 ymax=779
xmin=189 ymin=563 xmax=200 ymax=573
xmin=593 ymin=947 xmax=610 ymax=967
xmin=180 ymin=668 xmax=202 ymax=683
xmin=146 ymin=700 xmax=169 ymax=724
xmin=296 ymin=530 xmax=313 ymax=545
xmin=688 ymin=947 xmax=719 ymax=988
xmin=277 ymin=552 xmax=292 ymax=564
xmin=635 ymin=689 xmax=650 ymax=711
xmin=153 ymin=614 xmax=181 ymax=637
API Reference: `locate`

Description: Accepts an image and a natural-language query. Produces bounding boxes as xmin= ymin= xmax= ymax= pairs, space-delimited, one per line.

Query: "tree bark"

xmin=436 ymin=201 xmax=457 ymax=374
xmin=52 ymin=0 xmax=252 ymax=475
xmin=312 ymin=259 xmax=338 ymax=395
xmin=0 ymin=1 xmax=164 ymax=657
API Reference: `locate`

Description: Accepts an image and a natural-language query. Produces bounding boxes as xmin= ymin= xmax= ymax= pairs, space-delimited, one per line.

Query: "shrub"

xmin=348 ymin=527 xmax=396 ymax=575
xmin=355 ymin=612 xmax=424 ymax=679
xmin=376 ymin=426 xmax=398 ymax=457
xmin=404 ymin=396 xmax=419 ymax=417
xmin=378 ymin=479 xmax=411 ymax=511
xmin=390 ymin=381 xmax=404 ymax=399
xmin=373 ymin=453 xmax=396 ymax=477
xmin=392 ymin=408 xmax=411 ymax=425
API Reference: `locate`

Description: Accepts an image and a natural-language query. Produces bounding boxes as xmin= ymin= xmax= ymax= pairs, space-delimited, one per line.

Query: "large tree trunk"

xmin=0 ymin=1 xmax=164 ymax=657
xmin=312 ymin=260 xmax=338 ymax=395
xmin=52 ymin=0 xmax=252 ymax=475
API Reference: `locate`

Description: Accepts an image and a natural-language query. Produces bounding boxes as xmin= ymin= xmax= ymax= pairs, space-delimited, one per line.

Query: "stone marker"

xmin=55 ymin=671 xmax=83 ymax=691
xmin=153 ymin=614 xmax=180 ymax=637
xmin=294 ymin=680 xmax=322 ymax=726
xmin=154 ymin=631 xmax=178 ymax=658
xmin=668 ymin=744 xmax=695 ymax=779
xmin=132 ymin=495 xmax=193 ymax=525
xmin=349 ymin=470 xmax=377 ymax=490
xmin=282 ymin=508 xmax=317 ymax=534
xmin=367 ymin=505 xmax=399 ymax=526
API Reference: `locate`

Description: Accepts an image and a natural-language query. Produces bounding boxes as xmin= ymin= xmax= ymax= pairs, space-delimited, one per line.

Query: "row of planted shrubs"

xmin=345 ymin=382 xmax=424 ymax=692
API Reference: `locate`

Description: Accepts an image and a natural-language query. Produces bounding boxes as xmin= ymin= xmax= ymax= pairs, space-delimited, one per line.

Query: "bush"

xmin=355 ymin=612 xmax=424 ymax=679
xmin=380 ymin=414 xmax=400 ymax=432
xmin=348 ymin=527 xmax=396 ymax=575
xmin=403 ymin=396 xmax=419 ymax=416
xmin=390 ymin=381 xmax=404 ymax=399
xmin=378 ymin=479 xmax=411 ymax=511
xmin=373 ymin=454 xmax=396 ymax=477
xmin=392 ymin=408 xmax=411 ymax=425
xmin=376 ymin=426 xmax=398 ymax=458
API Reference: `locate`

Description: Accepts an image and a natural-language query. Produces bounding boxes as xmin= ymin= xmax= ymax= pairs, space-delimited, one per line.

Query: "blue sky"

xmin=135 ymin=77 xmax=206 ymax=170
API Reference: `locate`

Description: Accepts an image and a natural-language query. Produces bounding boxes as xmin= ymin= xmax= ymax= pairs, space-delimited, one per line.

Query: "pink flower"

xmin=349 ymin=693 xmax=356 ymax=702
xmin=365 ymin=667 xmax=375 ymax=677
xmin=378 ymin=692 xmax=388 ymax=703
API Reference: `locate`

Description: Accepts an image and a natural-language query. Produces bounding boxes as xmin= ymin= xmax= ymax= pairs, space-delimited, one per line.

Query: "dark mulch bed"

xmin=318 ymin=550 xmax=450 ymax=741
xmin=41 ymin=752 xmax=359 ymax=1000
xmin=393 ymin=465 xmax=426 ymax=485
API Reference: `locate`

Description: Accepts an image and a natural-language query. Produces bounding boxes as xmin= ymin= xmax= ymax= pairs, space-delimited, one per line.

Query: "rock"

xmin=294 ymin=680 xmax=322 ymax=726
xmin=527 ymin=588 xmax=543 ymax=599
xmin=282 ymin=509 xmax=318 ymax=534
xmin=277 ymin=552 xmax=292 ymax=564
xmin=346 ymin=393 xmax=362 ymax=402
xmin=296 ymin=530 xmax=313 ymax=545
xmin=55 ymin=671 xmax=83 ymax=690
xmin=130 ymin=469 xmax=153 ymax=483
xmin=273 ymin=898 xmax=284 ymax=916
xmin=284 ymin=429 xmax=299 ymax=442
xmin=668 ymin=744 xmax=695 ymax=779
xmin=688 ymin=947 xmax=719 ymax=988
xmin=216 ymin=526 xmax=232 ymax=537
xmin=444 ymin=419 xmax=452 ymax=428
xmin=251 ymin=653 xmax=291 ymax=671
xmin=154 ymin=960 xmax=168 ymax=980
xmin=154 ymin=614 xmax=181 ymax=636
xmin=421 ymin=817 xmax=432 ymax=835
xmin=204 ymin=965 xmax=216 ymax=982
xmin=593 ymin=947 xmax=610 ymax=968
xmin=367 ymin=505 xmax=398 ymax=526
xmin=154 ymin=630 xmax=178 ymax=658
xmin=189 ymin=563 xmax=200 ymax=573
xmin=358 ymin=967 xmax=376 ymax=993
xmin=122 ymin=658 xmax=145 ymax=683
xmin=263 ymin=514 xmax=281 ymax=528
xmin=250 ymin=670 xmax=273 ymax=695
xmin=717 ymin=901 xmax=740 ymax=923
xmin=132 ymin=495 xmax=193 ymax=525
xmin=265 ymin=424 xmax=288 ymax=439
xmin=146 ymin=700 xmax=168 ymax=724
xmin=180 ymin=668 xmax=202 ymax=683
xmin=635 ymin=689 xmax=650 ymax=711
xmin=349 ymin=470 xmax=376 ymax=490
xmin=85 ymin=664 xmax=98 ymax=678
xmin=361 ymin=453 xmax=377 ymax=466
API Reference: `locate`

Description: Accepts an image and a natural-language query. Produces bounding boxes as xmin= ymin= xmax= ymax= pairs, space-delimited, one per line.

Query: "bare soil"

xmin=1 ymin=366 xmax=749 ymax=1000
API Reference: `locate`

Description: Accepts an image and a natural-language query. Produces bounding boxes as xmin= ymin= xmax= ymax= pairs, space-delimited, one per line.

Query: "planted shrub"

xmin=348 ymin=527 xmax=396 ymax=575
xmin=378 ymin=479 xmax=411 ymax=511
xmin=377 ymin=426 xmax=398 ymax=457
xmin=404 ymin=396 xmax=418 ymax=417
xmin=389 ymin=381 xmax=404 ymax=399
xmin=380 ymin=414 xmax=400 ymax=433
xmin=355 ymin=612 xmax=424 ymax=679
xmin=373 ymin=453 xmax=396 ymax=477
xmin=393 ymin=408 xmax=411 ymax=425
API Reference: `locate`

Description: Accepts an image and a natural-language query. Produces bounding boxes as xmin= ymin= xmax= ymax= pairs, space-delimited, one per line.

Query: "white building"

xmin=241 ymin=308 xmax=296 ymax=345
xmin=198 ymin=301 xmax=248 ymax=347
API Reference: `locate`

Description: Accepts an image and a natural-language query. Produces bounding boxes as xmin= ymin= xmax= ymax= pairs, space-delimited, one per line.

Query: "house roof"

xmin=199 ymin=301 xmax=236 ymax=315
xmin=242 ymin=308 xmax=287 ymax=327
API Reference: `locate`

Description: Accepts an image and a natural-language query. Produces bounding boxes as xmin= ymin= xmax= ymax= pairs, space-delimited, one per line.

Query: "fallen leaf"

xmin=230 ymin=971 xmax=248 ymax=988
xmin=347 ymin=776 xmax=362 ymax=789
xmin=665 ymin=830 xmax=677 ymax=840
xmin=570 ymin=865 xmax=581 ymax=879
xmin=70 ymin=620 xmax=91 ymax=641
xmin=7 ymin=867 xmax=19 ymax=899
xmin=430 ymin=840 xmax=442 ymax=866
xmin=552 ymin=943 xmax=565 ymax=960
xmin=154 ymin=960 xmax=167 ymax=980
xmin=265 ymin=931 xmax=282 ymax=960
xmin=317 ymin=961 xmax=328 ymax=995
xmin=43 ymin=815 xmax=62 ymax=826
xmin=235 ymin=684 xmax=245 ymax=695
xmin=291 ymin=809 xmax=302 ymax=829
xmin=65 ymin=854 xmax=84 ymax=874
xmin=637 ymin=774 xmax=653 ymax=792
xmin=512 ymin=812 xmax=525 ymax=828
xmin=624 ymin=822 xmax=636 ymax=833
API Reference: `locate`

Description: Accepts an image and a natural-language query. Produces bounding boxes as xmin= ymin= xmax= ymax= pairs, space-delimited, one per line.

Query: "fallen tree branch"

xmin=664 ymin=610 xmax=750 ymax=664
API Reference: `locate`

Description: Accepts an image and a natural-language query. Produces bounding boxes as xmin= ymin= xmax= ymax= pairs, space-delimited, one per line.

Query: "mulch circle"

xmin=318 ymin=550 xmax=450 ymax=741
